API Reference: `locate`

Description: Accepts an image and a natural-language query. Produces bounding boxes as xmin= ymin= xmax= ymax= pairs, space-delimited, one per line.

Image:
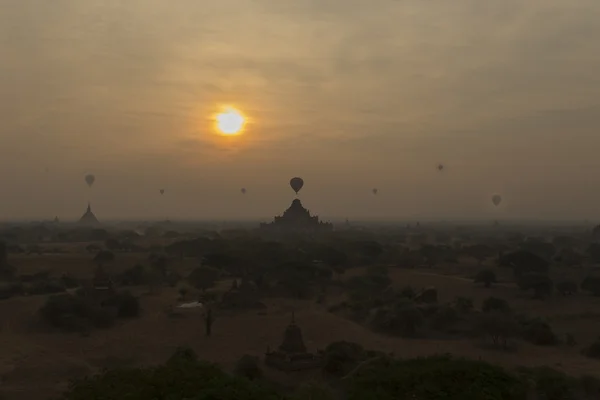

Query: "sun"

xmin=215 ymin=107 xmax=245 ymax=135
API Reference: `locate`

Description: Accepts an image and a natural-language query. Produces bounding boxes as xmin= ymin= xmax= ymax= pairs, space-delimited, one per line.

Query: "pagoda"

xmin=260 ymin=199 xmax=333 ymax=233
xmin=264 ymin=313 xmax=322 ymax=371
xmin=79 ymin=202 xmax=100 ymax=226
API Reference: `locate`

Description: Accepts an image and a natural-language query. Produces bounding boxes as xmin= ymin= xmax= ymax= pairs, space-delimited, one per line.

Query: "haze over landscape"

xmin=2 ymin=0 xmax=600 ymax=221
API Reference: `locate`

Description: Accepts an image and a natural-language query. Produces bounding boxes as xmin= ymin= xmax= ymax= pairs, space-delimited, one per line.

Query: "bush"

xmin=60 ymin=348 xmax=282 ymax=400
xmin=39 ymin=294 xmax=115 ymax=332
xmin=482 ymin=297 xmax=510 ymax=313
xmin=454 ymin=296 xmax=474 ymax=313
xmin=0 ymin=282 xmax=23 ymax=300
xmin=28 ymin=279 xmax=66 ymax=295
xmin=348 ymin=355 xmax=528 ymax=400
xmin=234 ymin=355 xmax=262 ymax=380
xmin=521 ymin=318 xmax=558 ymax=346
xmin=103 ymin=291 xmax=141 ymax=318
xmin=474 ymin=269 xmax=497 ymax=288
xmin=556 ymin=280 xmax=577 ymax=296
xmin=520 ymin=367 xmax=578 ymax=400
xmin=323 ymin=341 xmax=365 ymax=377
xmin=118 ymin=264 xmax=146 ymax=286
xmin=476 ymin=312 xmax=520 ymax=350
xmin=39 ymin=291 xmax=140 ymax=332
xmin=61 ymin=273 xmax=79 ymax=289
xmin=429 ymin=306 xmax=460 ymax=331
xmin=583 ymin=337 xmax=600 ymax=359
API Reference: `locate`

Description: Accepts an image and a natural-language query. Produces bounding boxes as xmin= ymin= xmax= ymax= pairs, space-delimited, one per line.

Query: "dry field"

xmin=1 ymin=252 xmax=600 ymax=399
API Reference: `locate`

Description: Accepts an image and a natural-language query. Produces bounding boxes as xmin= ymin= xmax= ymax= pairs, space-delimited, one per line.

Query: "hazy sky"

xmin=2 ymin=0 xmax=600 ymax=221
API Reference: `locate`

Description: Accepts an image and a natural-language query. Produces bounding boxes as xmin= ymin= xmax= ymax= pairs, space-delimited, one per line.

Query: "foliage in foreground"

xmin=348 ymin=355 xmax=528 ymax=400
xmin=57 ymin=347 xmax=600 ymax=400
xmin=58 ymin=347 xmax=283 ymax=400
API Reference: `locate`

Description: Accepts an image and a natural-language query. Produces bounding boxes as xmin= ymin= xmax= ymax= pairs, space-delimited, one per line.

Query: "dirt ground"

xmin=2 ymin=253 xmax=600 ymax=399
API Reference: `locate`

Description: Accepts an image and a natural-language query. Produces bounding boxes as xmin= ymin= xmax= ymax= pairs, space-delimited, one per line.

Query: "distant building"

xmin=79 ymin=202 xmax=100 ymax=226
xmin=260 ymin=199 xmax=333 ymax=234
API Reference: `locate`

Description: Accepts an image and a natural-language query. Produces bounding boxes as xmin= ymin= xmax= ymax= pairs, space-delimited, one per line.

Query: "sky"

xmin=1 ymin=0 xmax=600 ymax=221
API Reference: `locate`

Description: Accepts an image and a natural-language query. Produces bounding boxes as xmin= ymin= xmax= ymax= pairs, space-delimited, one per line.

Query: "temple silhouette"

xmin=79 ymin=203 xmax=100 ymax=226
xmin=264 ymin=313 xmax=322 ymax=371
xmin=260 ymin=199 xmax=333 ymax=233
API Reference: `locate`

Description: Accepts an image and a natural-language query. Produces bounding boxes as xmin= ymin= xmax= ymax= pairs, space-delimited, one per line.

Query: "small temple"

xmin=264 ymin=313 xmax=322 ymax=371
xmin=260 ymin=199 xmax=333 ymax=234
xmin=79 ymin=203 xmax=100 ymax=226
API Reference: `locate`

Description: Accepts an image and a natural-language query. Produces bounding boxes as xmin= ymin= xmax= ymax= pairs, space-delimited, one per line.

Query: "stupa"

xmin=264 ymin=313 xmax=322 ymax=371
xmin=79 ymin=202 xmax=100 ymax=226
xmin=260 ymin=199 xmax=333 ymax=234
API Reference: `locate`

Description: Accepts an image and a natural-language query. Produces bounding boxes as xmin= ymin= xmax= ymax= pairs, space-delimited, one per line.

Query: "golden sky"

xmin=1 ymin=0 xmax=600 ymax=221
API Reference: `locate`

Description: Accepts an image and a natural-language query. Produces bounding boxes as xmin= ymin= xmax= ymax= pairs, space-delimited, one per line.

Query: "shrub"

xmin=556 ymin=280 xmax=577 ymax=296
xmin=476 ymin=312 xmax=520 ymax=350
xmin=103 ymin=291 xmax=141 ymax=318
xmin=323 ymin=341 xmax=365 ymax=377
xmin=0 ymin=282 xmax=23 ymax=300
xmin=39 ymin=294 xmax=115 ymax=332
xmin=348 ymin=355 xmax=528 ymax=400
xmin=482 ymin=297 xmax=510 ymax=313
xmin=118 ymin=264 xmax=146 ymax=286
xmin=61 ymin=273 xmax=79 ymax=289
xmin=474 ymin=269 xmax=497 ymax=288
xmin=28 ymin=279 xmax=66 ymax=295
xmin=234 ymin=355 xmax=262 ymax=380
xmin=454 ymin=296 xmax=474 ymax=313
xmin=430 ymin=306 xmax=460 ymax=331
xmin=521 ymin=318 xmax=558 ymax=346
xmin=60 ymin=348 xmax=282 ymax=400
xmin=583 ymin=337 xmax=600 ymax=359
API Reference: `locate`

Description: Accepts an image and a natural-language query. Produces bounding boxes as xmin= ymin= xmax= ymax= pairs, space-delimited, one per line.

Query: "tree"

xmin=499 ymin=250 xmax=549 ymax=278
xmin=323 ymin=341 xmax=365 ymax=377
xmin=476 ymin=312 xmax=520 ymax=350
xmin=60 ymin=348 xmax=283 ymax=400
xmin=93 ymin=250 xmax=115 ymax=266
xmin=0 ymin=241 xmax=15 ymax=280
xmin=291 ymin=381 xmax=336 ymax=400
xmin=104 ymin=238 xmax=121 ymax=251
xmin=482 ymin=297 xmax=511 ymax=313
xmin=581 ymin=276 xmax=600 ymax=296
xmin=464 ymin=244 xmax=495 ymax=265
xmin=517 ymin=273 xmax=553 ymax=299
xmin=188 ymin=266 xmax=220 ymax=292
xmin=474 ymin=269 xmax=497 ymax=288
xmin=204 ymin=308 xmax=215 ymax=337
xmin=149 ymin=254 xmax=169 ymax=278
xmin=348 ymin=355 xmax=528 ymax=399
xmin=521 ymin=318 xmax=558 ymax=346
xmin=234 ymin=355 xmax=262 ymax=380
xmin=556 ymin=280 xmax=577 ymax=296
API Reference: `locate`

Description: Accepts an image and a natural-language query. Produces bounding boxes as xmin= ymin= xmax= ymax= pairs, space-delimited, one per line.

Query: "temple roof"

xmin=260 ymin=199 xmax=333 ymax=231
xmin=79 ymin=202 xmax=100 ymax=225
xmin=278 ymin=313 xmax=307 ymax=354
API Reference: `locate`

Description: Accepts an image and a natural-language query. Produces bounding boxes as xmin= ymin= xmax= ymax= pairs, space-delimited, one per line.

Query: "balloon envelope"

xmin=85 ymin=174 xmax=95 ymax=187
xmin=241 ymin=188 xmax=246 ymax=194
xmin=437 ymin=164 xmax=444 ymax=171
xmin=492 ymin=195 xmax=502 ymax=206
xmin=159 ymin=189 xmax=165 ymax=195
xmin=290 ymin=177 xmax=304 ymax=194
xmin=372 ymin=188 xmax=378 ymax=194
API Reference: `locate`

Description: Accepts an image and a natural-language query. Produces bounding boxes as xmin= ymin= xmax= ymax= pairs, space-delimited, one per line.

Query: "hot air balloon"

xmin=241 ymin=188 xmax=246 ymax=194
xmin=437 ymin=164 xmax=444 ymax=171
xmin=372 ymin=188 xmax=378 ymax=195
xmin=159 ymin=189 xmax=165 ymax=195
xmin=85 ymin=174 xmax=95 ymax=188
xmin=492 ymin=194 xmax=502 ymax=206
xmin=290 ymin=177 xmax=304 ymax=194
